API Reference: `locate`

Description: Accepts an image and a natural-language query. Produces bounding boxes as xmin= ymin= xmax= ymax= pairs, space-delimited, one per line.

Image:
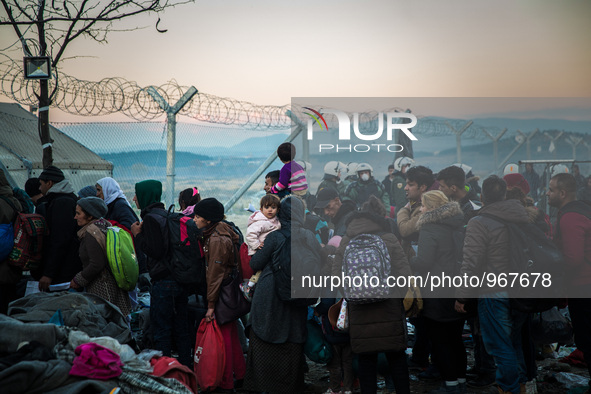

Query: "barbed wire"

xmin=0 ymin=56 xmax=291 ymax=128
xmin=1 ymin=56 xmax=590 ymax=143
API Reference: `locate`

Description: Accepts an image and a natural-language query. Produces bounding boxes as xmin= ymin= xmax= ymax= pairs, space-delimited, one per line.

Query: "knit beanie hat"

xmin=78 ymin=185 xmax=97 ymax=198
xmin=503 ymin=173 xmax=530 ymax=195
xmin=39 ymin=166 xmax=65 ymax=182
xmin=193 ymin=198 xmax=224 ymax=223
xmin=25 ymin=178 xmax=42 ymax=197
xmin=78 ymin=197 xmax=108 ymax=219
xmin=134 ymin=180 xmax=162 ymax=210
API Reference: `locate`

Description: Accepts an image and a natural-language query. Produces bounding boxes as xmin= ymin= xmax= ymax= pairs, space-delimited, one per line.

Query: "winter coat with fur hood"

xmin=246 ymin=211 xmax=280 ymax=256
xmin=335 ymin=211 xmax=412 ymax=354
xmin=412 ymin=201 xmax=465 ymax=322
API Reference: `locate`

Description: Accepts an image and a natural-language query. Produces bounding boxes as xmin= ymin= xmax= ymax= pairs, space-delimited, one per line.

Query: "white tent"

xmin=0 ymin=102 xmax=112 ymax=193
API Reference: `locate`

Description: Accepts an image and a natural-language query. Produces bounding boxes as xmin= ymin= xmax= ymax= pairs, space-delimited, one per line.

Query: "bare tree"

xmin=0 ymin=0 xmax=193 ymax=168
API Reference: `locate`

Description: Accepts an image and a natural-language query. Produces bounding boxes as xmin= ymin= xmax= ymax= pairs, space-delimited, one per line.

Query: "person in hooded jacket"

xmin=334 ymin=195 xmax=412 ymax=394
xmin=70 ymin=197 xmax=131 ymax=316
xmin=131 ymin=180 xmax=192 ymax=367
xmin=34 ymin=166 xmax=82 ymax=291
xmin=412 ymin=191 xmax=466 ymax=393
xmin=243 ymin=196 xmax=317 ymax=394
xmin=192 ymin=197 xmax=246 ymax=392
xmin=0 ymin=169 xmax=22 ymax=313
xmin=455 ymin=176 xmax=530 ymax=394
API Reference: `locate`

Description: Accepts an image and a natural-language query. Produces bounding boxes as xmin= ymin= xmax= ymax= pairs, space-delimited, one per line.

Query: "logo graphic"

xmin=303 ymin=107 xmax=328 ymax=130
xmin=305 ymin=109 xmax=418 ymax=141
xmin=303 ymin=108 xmax=418 ymax=153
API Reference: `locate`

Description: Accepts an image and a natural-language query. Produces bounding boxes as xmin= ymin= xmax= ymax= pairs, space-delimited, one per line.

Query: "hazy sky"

xmin=1 ymin=0 xmax=590 ymax=122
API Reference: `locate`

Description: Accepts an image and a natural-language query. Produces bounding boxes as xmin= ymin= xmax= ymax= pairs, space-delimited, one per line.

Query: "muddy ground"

xmin=298 ymin=346 xmax=590 ymax=394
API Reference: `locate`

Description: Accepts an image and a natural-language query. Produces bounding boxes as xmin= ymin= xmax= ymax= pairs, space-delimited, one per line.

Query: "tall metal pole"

xmin=291 ymin=111 xmax=309 ymax=162
xmin=496 ymin=130 xmax=527 ymax=174
xmin=526 ymin=129 xmax=539 ymax=159
xmin=146 ymin=86 xmax=198 ymax=208
xmin=482 ymin=127 xmax=507 ymax=170
xmin=543 ymin=131 xmax=564 ymax=160
xmin=566 ymin=136 xmax=583 ymax=161
xmin=166 ymin=111 xmax=176 ymax=208
xmin=445 ymin=121 xmax=473 ymax=163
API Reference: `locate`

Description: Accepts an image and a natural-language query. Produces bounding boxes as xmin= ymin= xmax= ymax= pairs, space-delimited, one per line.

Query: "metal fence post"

xmin=445 ymin=121 xmax=473 ymax=163
xmin=482 ymin=127 xmax=507 ymax=170
xmin=146 ymin=86 xmax=198 ymax=208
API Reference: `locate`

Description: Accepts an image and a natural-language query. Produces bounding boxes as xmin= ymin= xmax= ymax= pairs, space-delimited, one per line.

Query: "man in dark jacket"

xmin=437 ymin=165 xmax=494 ymax=387
xmin=383 ymin=164 xmax=395 ymax=205
xmin=35 ymin=166 xmax=82 ymax=291
xmin=344 ymin=163 xmax=390 ymax=208
xmin=547 ymin=173 xmax=591 ymax=388
xmin=131 ymin=179 xmax=191 ymax=367
xmin=437 ymin=165 xmax=482 ymax=224
xmin=314 ymin=187 xmax=357 ymax=237
xmin=455 ymin=176 xmax=529 ymax=394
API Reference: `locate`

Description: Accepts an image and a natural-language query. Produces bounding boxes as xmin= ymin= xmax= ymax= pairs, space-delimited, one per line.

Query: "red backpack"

xmin=7 ymin=213 xmax=48 ymax=271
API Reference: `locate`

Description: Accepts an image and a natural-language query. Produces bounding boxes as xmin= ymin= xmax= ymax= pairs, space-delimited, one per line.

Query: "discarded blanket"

xmin=8 ymin=292 xmax=131 ymax=344
xmin=0 ymin=314 xmax=67 ymax=353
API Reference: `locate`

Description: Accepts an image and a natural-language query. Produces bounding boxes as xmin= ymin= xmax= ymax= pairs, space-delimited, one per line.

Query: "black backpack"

xmin=481 ymin=213 xmax=562 ymax=312
xmin=151 ymin=206 xmax=206 ymax=292
xmin=271 ymin=229 xmax=321 ymax=307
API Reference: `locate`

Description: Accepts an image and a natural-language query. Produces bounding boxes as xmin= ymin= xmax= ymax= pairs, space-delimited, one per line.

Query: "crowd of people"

xmin=0 ymin=142 xmax=590 ymax=394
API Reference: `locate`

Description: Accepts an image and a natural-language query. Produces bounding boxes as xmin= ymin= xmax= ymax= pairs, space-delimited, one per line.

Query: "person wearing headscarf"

xmin=243 ymin=196 xmax=316 ymax=394
xmin=70 ymin=197 xmax=131 ymax=316
xmin=96 ymin=177 xmax=138 ymax=230
xmin=97 ymin=177 xmax=146 ymax=275
xmin=35 ymin=166 xmax=82 ymax=291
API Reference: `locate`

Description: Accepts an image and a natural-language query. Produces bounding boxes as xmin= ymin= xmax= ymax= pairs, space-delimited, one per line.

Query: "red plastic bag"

xmin=194 ymin=319 xmax=225 ymax=391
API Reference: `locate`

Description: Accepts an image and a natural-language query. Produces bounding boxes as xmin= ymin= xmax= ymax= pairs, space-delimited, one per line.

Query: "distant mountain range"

xmin=59 ymin=117 xmax=590 ymax=164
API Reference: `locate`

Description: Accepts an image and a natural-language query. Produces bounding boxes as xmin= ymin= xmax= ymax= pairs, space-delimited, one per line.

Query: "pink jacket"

xmin=246 ymin=211 xmax=280 ymax=256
